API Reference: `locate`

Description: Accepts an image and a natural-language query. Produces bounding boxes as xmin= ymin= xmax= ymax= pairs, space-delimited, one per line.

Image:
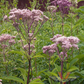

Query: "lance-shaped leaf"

xmin=0 ymin=76 xmax=24 ymax=84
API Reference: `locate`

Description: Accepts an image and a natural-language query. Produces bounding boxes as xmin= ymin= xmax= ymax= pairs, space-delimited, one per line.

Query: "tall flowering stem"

xmin=47 ymin=6 xmax=57 ymax=36
xmin=0 ymin=34 xmax=16 ymax=84
xmin=51 ymin=0 xmax=72 ymax=35
xmin=5 ymin=8 xmax=49 ymax=84
xmin=43 ymin=34 xmax=80 ymax=83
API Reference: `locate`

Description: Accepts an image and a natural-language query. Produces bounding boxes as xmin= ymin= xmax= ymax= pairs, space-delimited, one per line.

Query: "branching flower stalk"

xmin=0 ymin=34 xmax=16 ymax=84
xmin=47 ymin=6 xmax=57 ymax=36
xmin=51 ymin=0 xmax=72 ymax=35
xmin=5 ymin=8 xmax=49 ymax=84
xmin=43 ymin=34 xmax=80 ymax=84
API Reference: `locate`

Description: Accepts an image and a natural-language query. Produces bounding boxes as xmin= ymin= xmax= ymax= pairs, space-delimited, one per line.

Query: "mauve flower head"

xmin=43 ymin=15 xmax=49 ymax=21
xmin=23 ymin=44 xmax=35 ymax=50
xmin=23 ymin=44 xmax=28 ymax=50
xmin=0 ymin=79 xmax=2 ymax=84
xmin=51 ymin=0 xmax=72 ymax=14
xmin=0 ymin=34 xmax=16 ymax=44
xmin=68 ymin=0 xmax=78 ymax=4
xmin=0 ymin=34 xmax=11 ymax=42
xmin=62 ymin=42 xmax=72 ymax=49
xmin=55 ymin=36 xmax=67 ymax=44
xmin=48 ymin=49 xmax=55 ymax=54
xmin=42 ymin=45 xmax=50 ymax=53
xmin=60 ymin=52 xmax=63 ymax=56
xmin=12 ymin=36 xmax=16 ymax=39
xmin=37 ymin=76 xmax=41 ymax=79
xmin=28 ymin=33 xmax=33 ymax=37
xmin=47 ymin=6 xmax=57 ymax=11
xmin=0 ymin=79 xmax=2 ymax=82
xmin=9 ymin=39 xmax=15 ymax=45
xmin=1 ymin=44 xmax=8 ymax=49
xmin=8 ymin=8 xmax=48 ymax=24
xmin=32 ymin=9 xmax=43 ymax=16
xmin=72 ymin=44 xmax=79 ymax=49
xmin=68 ymin=36 xmax=80 ymax=44
xmin=3 ymin=15 xmax=8 ymax=21
xmin=42 ymin=44 xmax=57 ymax=54
xmin=0 ymin=82 xmax=2 ymax=84
xmin=52 ymin=34 xmax=79 ymax=49
xmin=30 ymin=44 xmax=35 ymax=49
xmin=10 ymin=8 xmax=17 ymax=12
xmin=9 ymin=14 xmax=16 ymax=20
xmin=50 ymin=34 xmax=62 ymax=42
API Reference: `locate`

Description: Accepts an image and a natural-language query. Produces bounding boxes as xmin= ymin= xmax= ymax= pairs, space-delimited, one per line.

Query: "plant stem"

xmin=35 ymin=58 xmax=37 ymax=74
xmin=62 ymin=15 xmax=64 ymax=35
xmin=49 ymin=57 xmax=51 ymax=71
xmin=27 ymin=42 xmax=31 ymax=84
xmin=61 ymin=61 xmax=63 ymax=84
xmin=71 ymin=16 xmax=72 ymax=36
xmin=50 ymin=12 xmax=54 ymax=36
xmin=27 ymin=59 xmax=31 ymax=84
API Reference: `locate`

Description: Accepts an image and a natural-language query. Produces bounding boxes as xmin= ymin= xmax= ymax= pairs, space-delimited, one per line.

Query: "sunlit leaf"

xmin=0 ymin=76 xmax=24 ymax=84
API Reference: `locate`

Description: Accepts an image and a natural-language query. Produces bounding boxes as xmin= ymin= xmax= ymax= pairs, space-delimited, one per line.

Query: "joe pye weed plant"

xmin=42 ymin=34 xmax=80 ymax=84
xmin=2 ymin=8 xmax=49 ymax=84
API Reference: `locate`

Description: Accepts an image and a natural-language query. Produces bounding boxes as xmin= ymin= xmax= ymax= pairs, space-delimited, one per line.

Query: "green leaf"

xmin=48 ymin=72 xmax=58 ymax=77
xmin=8 ymin=50 xmax=25 ymax=56
xmin=67 ymin=66 xmax=79 ymax=72
xmin=80 ymin=70 xmax=84 ymax=75
xmin=32 ymin=55 xmax=44 ymax=58
xmin=75 ymin=54 xmax=84 ymax=60
xmin=74 ymin=72 xmax=84 ymax=78
xmin=38 ymin=69 xmax=47 ymax=76
xmin=75 ymin=18 xmax=84 ymax=25
xmin=77 ymin=35 xmax=84 ymax=42
xmin=70 ymin=58 xmax=78 ymax=68
xmin=0 ymin=76 xmax=24 ymax=84
xmin=17 ymin=68 xmax=27 ymax=84
xmin=29 ymin=78 xmax=44 ymax=84
xmin=48 ymin=72 xmax=61 ymax=81
xmin=54 ymin=64 xmax=61 ymax=72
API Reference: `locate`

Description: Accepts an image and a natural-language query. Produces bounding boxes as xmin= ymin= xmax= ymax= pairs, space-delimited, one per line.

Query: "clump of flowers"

xmin=0 ymin=34 xmax=16 ymax=49
xmin=51 ymin=0 xmax=72 ymax=14
xmin=42 ymin=34 xmax=80 ymax=83
xmin=43 ymin=34 xmax=79 ymax=60
xmin=69 ymin=0 xmax=78 ymax=6
xmin=0 ymin=34 xmax=16 ymax=63
xmin=0 ymin=79 xmax=2 ymax=84
xmin=47 ymin=6 xmax=57 ymax=12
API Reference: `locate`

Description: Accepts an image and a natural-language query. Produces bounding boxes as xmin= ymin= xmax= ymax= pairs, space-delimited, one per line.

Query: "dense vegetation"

xmin=0 ymin=0 xmax=84 ymax=84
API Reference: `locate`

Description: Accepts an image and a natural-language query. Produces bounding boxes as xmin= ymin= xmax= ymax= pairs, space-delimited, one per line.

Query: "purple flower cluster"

xmin=0 ymin=79 xmax=2 ymax=84
xmin=0 ymin=34 xmax=16 ymax=49
xmin=42 ymin=44 xmax=56 ymax=55
xmin=4 ymin=8 xmax=49 ymax=23
xmin=51 ymin=0 xmax=71 ymax=14
xmin=43 ymin=34 xmax=80 ymax=60
xmin=23 ymin=43 xmax=35 ymax=55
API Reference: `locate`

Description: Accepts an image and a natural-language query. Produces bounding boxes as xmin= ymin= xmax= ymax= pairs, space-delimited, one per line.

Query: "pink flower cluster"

xmin=42 ymin=44 xmax=56 ymax=55
xmin=52 ymin=34 xmax=80 ymax=49
xmin=4 ymin=8 xmax=49 ymax=22
xmin=0 ymin=34 xmax=16 ymax=49
xmin=23 ymin=44 xmax=35 ymax=50
xmin=23 ymin=44 xmax=35 ymax=55
xmin=0 ymin=79 xmax=2 ymax=84
xmin=42 ymin=34 xmax=80 ymax=60
xmin=51 ymin=0 xmax=71 ymax=14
